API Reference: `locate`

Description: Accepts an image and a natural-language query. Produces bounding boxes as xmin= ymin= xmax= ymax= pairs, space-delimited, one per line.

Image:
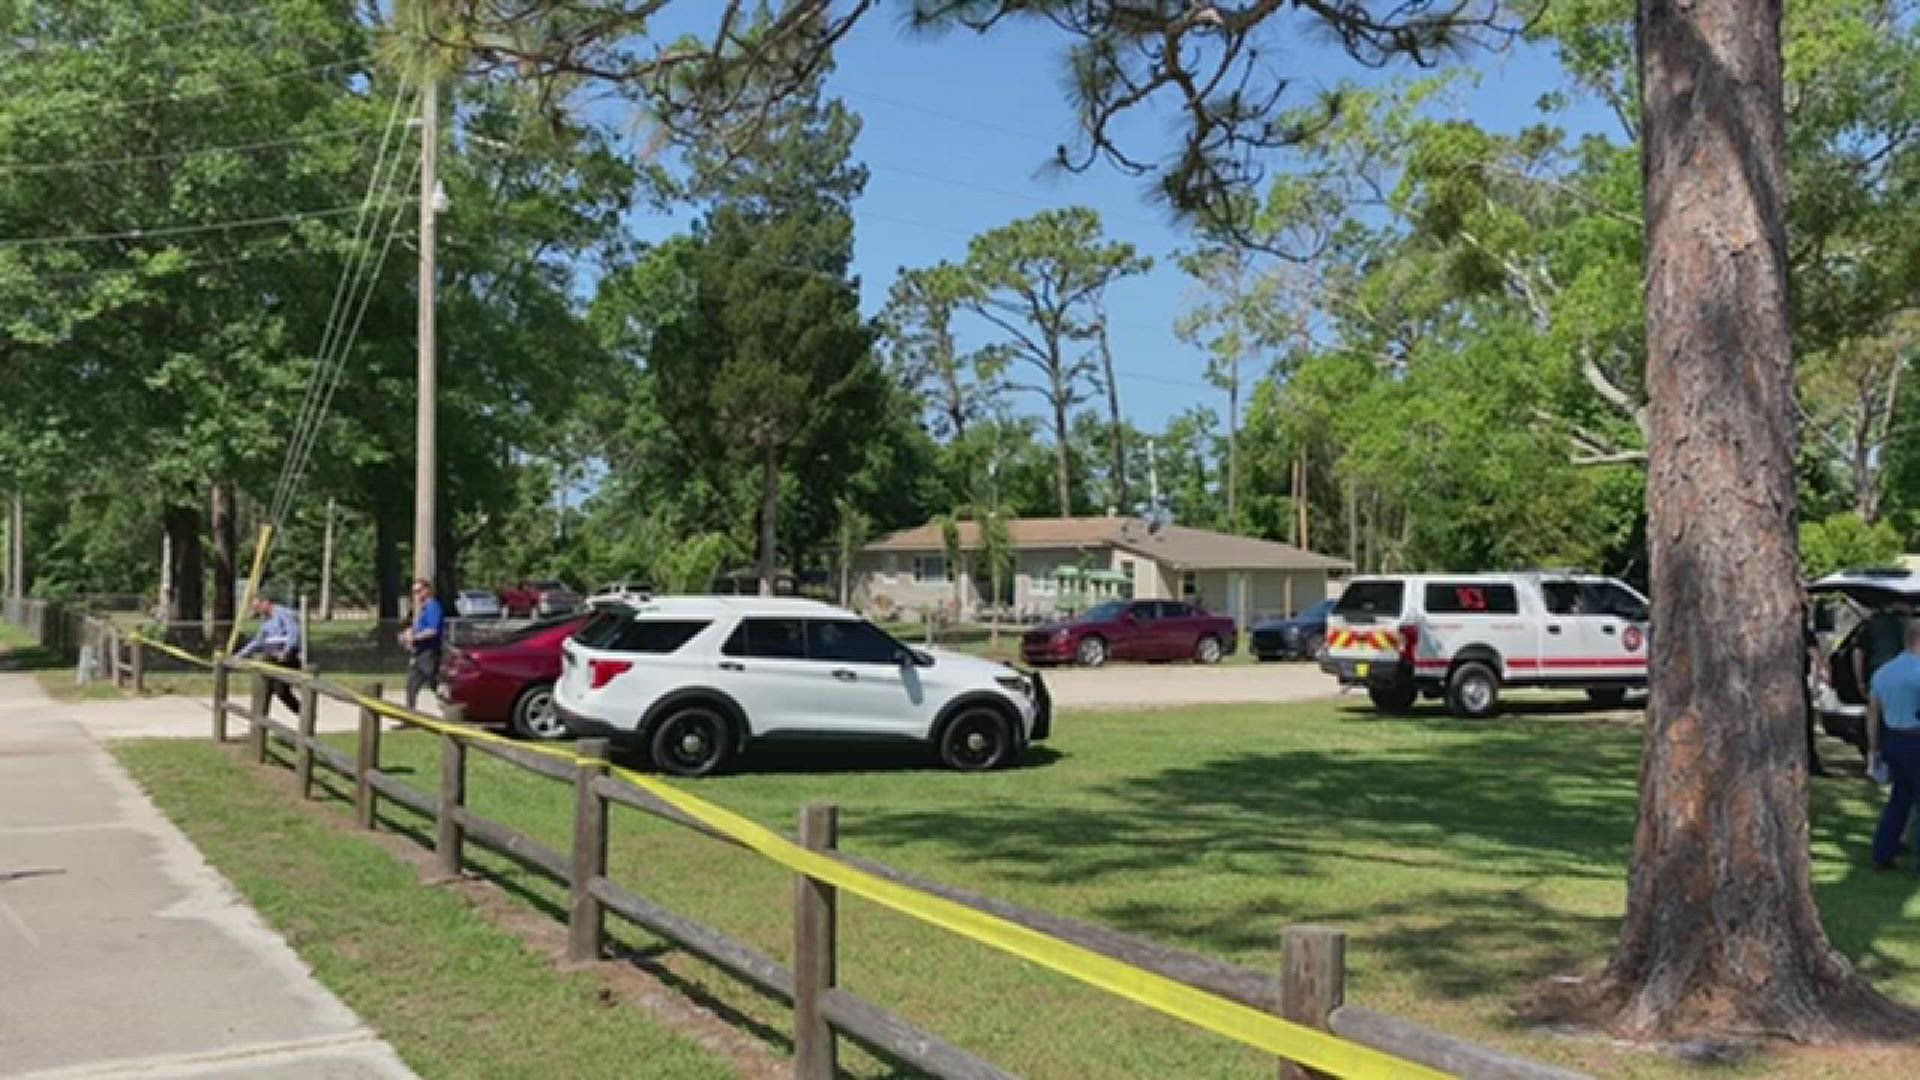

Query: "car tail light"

xmin=588 ymin=658 xmax=633 ymax=689
xmin=1397 ymin=624 xmax=1420 ymax=661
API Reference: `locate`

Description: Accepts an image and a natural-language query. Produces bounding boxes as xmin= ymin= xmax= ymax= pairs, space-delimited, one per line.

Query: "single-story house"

xmin=853 ymin=515 xmax=1352 ymax=627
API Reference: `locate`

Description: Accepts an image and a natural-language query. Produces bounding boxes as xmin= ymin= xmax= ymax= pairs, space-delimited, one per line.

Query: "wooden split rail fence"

xmin=119 ymin=637 xmax=1588 ymax=1080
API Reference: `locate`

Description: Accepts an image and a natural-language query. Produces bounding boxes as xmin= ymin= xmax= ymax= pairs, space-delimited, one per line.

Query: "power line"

xmin=1 ymin=4 xmax=281 ymax=57
xmin=18 ymin=53 xmax=376 ymax=122
xmin=0 ymin=126 xmax=369 ymax=174
xmin=0 ymin=202 xmax=409 ymax=249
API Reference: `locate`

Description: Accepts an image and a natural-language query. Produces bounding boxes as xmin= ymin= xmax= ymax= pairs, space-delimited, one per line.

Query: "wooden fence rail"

xmin=175 ymin=651 xmax=1587 ymax=1080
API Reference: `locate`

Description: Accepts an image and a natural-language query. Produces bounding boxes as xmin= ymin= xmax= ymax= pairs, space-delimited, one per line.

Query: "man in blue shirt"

xmin=1868 ymin=620 xmax=1920 ymax=867
xmin=401 ymin=578 xmax=446 ymax=709
xmin=236 ymin=594 xmax=301 ymax=717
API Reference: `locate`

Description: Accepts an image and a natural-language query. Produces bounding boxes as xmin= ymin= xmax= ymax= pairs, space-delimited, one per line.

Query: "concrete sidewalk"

xmin=0 ymin=670 xmax=415 ymax=1079
xmin=48 ymin=679 xmax=446 ymax=741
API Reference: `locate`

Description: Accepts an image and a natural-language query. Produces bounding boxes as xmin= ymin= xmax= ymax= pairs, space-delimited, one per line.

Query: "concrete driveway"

xmin=1041 ymin=659 xmax=1341 ymax=710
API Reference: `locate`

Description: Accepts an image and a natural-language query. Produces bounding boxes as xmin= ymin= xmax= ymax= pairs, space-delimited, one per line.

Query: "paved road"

xmin=0 ymin=669 xmax=414 ymax=1080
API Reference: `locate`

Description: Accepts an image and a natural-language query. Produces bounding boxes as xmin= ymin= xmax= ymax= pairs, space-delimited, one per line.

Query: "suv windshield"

xmin=1334 ymin=582 xmax=1405 ymax=622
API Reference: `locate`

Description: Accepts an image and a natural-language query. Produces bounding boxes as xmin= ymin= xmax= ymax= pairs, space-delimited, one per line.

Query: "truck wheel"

xmin=1193 ymin=635 xmax=1224 ymax=664
xmin=1448 ymin=661 xmax=1501 ymax=719
xmin=1586 ymin=687 xmax=1629 ymax=710
xmin=1368 ymin=679 xmax=1418 ymax=715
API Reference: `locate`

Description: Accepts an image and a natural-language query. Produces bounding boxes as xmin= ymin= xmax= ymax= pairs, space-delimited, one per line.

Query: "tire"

xmin=509 ymin=682 xmax=567 ymax=741
xmin=1194 ymin=635 xmax=1224 ymax=665
xmin=1076 ymin=635 xmax=1109 ymax=668
xmin=1302 ymin=633 xmax=1326 ymax=662
xmin=649 ymin=705 xmax=734 ymax=777
xmin=938 ymin=707 xmax=1015 ymax=771
xmin=1368 ymin=679 xmax=1418 ymax=715
xmin=1448 ymin=661 xmax=1501 ymax=719
xmin=1586 ymin=687 xmax=1629 ymax=710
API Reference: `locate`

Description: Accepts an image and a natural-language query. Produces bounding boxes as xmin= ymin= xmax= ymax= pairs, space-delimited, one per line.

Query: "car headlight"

xmin=996 ymin=674 xmax=1034 ymax=698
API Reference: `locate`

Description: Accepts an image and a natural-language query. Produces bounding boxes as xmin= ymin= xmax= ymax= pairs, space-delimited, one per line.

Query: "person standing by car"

xmin=1856 ymin=600 xmax=1912 ymax=700
xmin=235 ymin=593 xmax=301 ymax=718
xmin=401 ymin=578 xmax=446 ymax=710
xmin=1868 ymin=621 xmax=1920 ymax=869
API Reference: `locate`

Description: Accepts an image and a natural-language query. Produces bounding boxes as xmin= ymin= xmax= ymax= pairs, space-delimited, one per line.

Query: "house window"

xmin=914 ymin=555 xmax=948 ymax=584
xmin=1120 ymin=559 xmax=1136 ymax=581
xmin=1029 ymin=574 xmax=1056 ymax=596
xmin=1181 ymin=572 xmax=1197 ymax=598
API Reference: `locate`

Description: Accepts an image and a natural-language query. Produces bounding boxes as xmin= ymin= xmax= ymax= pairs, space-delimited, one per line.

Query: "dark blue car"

xmin=1250 ymin=599 xmax=1336 ymax=662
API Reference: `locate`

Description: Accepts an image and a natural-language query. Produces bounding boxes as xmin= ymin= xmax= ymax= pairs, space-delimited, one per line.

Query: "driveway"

xmin=1042 ymin=660 xmax=1340 ymax=710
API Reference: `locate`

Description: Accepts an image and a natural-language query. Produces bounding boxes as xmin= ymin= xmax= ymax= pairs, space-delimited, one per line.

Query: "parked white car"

xmin=454 ymin=589 xmax=502 ymax=618
xmin=1322 ymin=572 xmax=1650 ymax=718
xmin=555 ymin=596 xmax=1051 ymax=776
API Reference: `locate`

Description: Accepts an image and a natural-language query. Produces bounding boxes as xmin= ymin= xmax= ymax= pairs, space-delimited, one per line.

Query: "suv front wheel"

xmin=650 ymin=705 xmax=735 ymax=777
xmin=1448 ymin=661 xmax=1501 ymax=719
xmin=938 ymin=707 xmax=1015 ymax=771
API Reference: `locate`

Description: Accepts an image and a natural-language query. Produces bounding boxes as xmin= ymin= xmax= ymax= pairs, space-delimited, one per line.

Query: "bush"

xmin=1801 ymin=511 xmax=1905 ymax=579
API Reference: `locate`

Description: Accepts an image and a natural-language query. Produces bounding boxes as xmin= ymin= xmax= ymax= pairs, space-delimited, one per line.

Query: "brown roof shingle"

xmin=863 ymin=516 xmax=1350 ymax=572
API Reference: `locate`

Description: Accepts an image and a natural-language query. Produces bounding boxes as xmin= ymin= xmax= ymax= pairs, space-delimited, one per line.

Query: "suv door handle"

xmin=1547 ymin=625 xmax=1563 ymax=635
xmin=1601 ymin=625 xmax=1617 ymax=635
xmin=832 ymin=669 xmax=858 ymax=682
xmin=718 ymin=661 xmax=745 ymax=672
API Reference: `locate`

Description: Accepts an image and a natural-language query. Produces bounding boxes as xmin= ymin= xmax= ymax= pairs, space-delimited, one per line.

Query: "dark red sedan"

xmin=1021 ymin=600 xmax=1238 ymax=667
xmin=439 ymin=615 xmax=590 ymax=740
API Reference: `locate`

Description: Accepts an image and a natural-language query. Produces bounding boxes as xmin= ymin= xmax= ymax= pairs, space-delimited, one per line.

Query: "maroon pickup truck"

xmin=1021 ymin=599 xmax=1238 ymax=667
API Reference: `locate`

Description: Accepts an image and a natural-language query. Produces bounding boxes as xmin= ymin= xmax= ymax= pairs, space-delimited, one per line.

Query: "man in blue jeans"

xmin=401 ymin=578 xmax=445 ymax=710
xmin=1868 ymin=620 xmax=1920 ymax=868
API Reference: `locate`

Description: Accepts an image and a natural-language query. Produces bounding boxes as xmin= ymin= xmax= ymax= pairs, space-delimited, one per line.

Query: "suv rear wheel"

xmin=1367 ymin=678 xmax=1418 ymax=715
xmin=1586 ymin=687 xmax=1629 ymax=709
xmin=938 ymin=707 xmax=1014 ymax=771
xmin=649 ymin=705 xmax=734 ymax=777
xmin=1194 ymin=635 xmax=1224 ymax=664
xmin=1448 ymin=661 xmax=1501 ymax=719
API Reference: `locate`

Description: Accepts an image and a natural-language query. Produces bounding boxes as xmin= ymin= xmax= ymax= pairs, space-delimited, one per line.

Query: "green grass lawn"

xmin=116 ymin=695 xmax=1920 ymax=1080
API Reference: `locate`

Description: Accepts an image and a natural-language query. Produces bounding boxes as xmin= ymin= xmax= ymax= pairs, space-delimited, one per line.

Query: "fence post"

xmin=436 ymin=732 xmax=466 ymax=879
xmin=1279 ymin=925 xmax=1346 ymax=1080
xmin=248 ymin=671 xmax=270 ymax=764
xmin=354 ymin=682 xmax=383 ymax=830
xmin=569 ymin=738 xmax=610 ymax=962
xmin=295 ymin=670 xmax=319 ymax=798
xmin=793 ymin=803 xmax=840 ymax=1080
xmin=211 ymin=655 xmax=229 ymax=742
xmin=129 ymin=634 xmax=145 ymax=694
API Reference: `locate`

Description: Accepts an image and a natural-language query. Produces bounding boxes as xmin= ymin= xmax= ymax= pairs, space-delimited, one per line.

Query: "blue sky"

xmin=617 ymin=11 xmax=1622 ymax=432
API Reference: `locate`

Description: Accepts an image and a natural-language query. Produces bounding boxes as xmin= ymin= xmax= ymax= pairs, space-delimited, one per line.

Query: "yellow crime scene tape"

xmin=132 ymin=636 xmax=216 ymax=669
xmin=183 ymin=652 xmax=1445 ymax=1079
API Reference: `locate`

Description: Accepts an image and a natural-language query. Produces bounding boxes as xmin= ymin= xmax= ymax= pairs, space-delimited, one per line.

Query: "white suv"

xmin=554 ymin=596 xmax=1052 ymax=775
xmin=1321 ymin=573 xmax=1650 ymax=718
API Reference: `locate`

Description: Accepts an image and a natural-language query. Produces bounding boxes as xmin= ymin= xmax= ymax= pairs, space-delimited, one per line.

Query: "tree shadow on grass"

xmin=0 ymin=641 xmax=65 ymax=672
xmin=852 ymin=720 xmax=1644 ymax=892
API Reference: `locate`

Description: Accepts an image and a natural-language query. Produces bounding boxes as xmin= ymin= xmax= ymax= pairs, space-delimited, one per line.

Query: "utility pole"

xmin=319 ymin=497 xmax=336 ymax=621
xmin=413 ymin=75 xmax=440 ymax=588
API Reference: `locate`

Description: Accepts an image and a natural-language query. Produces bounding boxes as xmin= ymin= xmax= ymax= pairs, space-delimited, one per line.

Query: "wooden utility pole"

xmin=413 ymin=76 xmax=440 ymax=586
xmin=319 ymin=498 xmax=335 ymax=621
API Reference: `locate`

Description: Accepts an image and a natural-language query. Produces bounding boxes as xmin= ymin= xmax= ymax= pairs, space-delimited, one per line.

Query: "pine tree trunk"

xmin=1556 ymin=0 xmax=1920 ymax=1040
xmin=210 ymin=481 xmax=236 ymax=625
xmin=1051 ymin=396 xmax=1073 ymax=517
xmin=1100 ymin=319 xmax=1126 ymax=512
xmin=758 ymin=445 xmax=780 ymax=597
xmin=1226 ymin=368 xmax=1239 ymax=531
xmin=163 ymin=505 xmax=203 ymax=624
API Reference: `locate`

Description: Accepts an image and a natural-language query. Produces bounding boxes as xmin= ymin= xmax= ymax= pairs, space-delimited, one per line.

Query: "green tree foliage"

xmin=1801 ymin=511 xmax=1905 ymax=578
xmin=954 ymin=208 xmax=1150 ymax=516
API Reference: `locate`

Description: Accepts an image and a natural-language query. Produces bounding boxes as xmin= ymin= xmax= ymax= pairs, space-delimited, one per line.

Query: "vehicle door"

xmin=710 ymin=618 xmax=819 ymax=736
xmin=1535 ymin=579 xmax=1593 ymax=681
xmin=1579 ymin=580 xmax=1651 ymax=680
xmin=1155 ymin=601 xmax=1204 ymax=659
xmin=803 ymin=619 xmax=930 ymax=737
xmin=1420 ymin=582 xmax=1530 ymax=680
xmin=1111 ymin=601 xmax=1159 ymax=661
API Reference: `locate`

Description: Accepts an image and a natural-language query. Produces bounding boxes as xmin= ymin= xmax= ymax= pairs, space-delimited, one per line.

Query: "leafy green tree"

xmin=881 ymin=263 xmax=1004 ymax=439
xmin=957 ymin=208 xmax=1149 ymax=516
xmin=1801 ymin=512 xmax=1904 ymax=579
